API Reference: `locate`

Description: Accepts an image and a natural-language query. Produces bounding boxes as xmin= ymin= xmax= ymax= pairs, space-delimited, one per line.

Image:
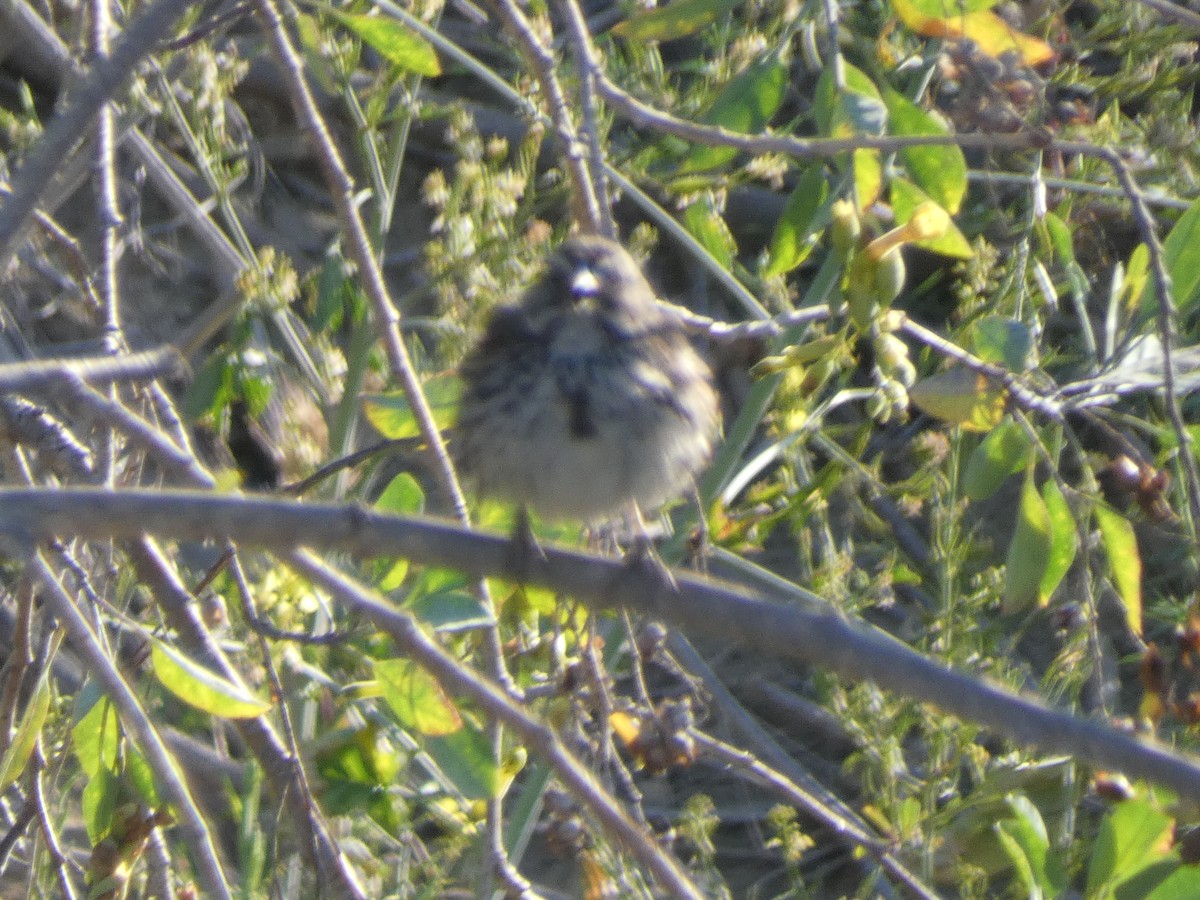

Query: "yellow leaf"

xmin=892 ymin=0 xmax=1056 ymax=67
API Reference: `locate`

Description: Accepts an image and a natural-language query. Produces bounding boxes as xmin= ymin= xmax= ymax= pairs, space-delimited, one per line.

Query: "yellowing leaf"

xmin=151 ymin=642 xmax=272 ymax=719
xmin=1095 ymin=505 xmax=1143 ymax=636
xmin=375 ymin=658 xmax=462 ymax=736
xmin=610 ymin=710 xmax=643 ymax=748
xmin=909 ymin=367 xmax=1007 ymax=430
xmin=854 ymin=149 xmax=883 ymax=210
xmin=891 ymin=0 xmax=1056 ymax=67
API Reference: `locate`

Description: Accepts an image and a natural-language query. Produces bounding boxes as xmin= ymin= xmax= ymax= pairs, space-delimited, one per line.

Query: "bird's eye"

xmin=570 ymin=267 xmax=602 ymax=298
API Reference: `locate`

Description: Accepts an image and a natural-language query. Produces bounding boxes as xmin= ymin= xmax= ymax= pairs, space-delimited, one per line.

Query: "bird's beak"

xmin=570 ymin=268 xmax=601 ymax=302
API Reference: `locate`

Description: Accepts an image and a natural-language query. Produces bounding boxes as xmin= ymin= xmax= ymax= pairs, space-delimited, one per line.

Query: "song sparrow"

xmin=455 ymin=234 xmax=720 ymax=528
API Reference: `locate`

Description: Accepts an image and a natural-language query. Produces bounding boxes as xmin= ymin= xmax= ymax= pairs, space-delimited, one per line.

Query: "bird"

xmin=454 ymin=234 xmax=720 ymax=541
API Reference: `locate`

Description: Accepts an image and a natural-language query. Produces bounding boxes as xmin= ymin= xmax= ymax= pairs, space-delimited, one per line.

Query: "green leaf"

xmin=1004 ymin=467 xmax=1052 ymax=610
xmin=910 ymin=367 xmax=1007 ymax=430
xmin=611 ymin=0 xmax=743 ymax=41
xmin=815 ymin=64 xmax=886 ymax=138
xmin=82 ymin=766 xmax=118 ymax=844
xmin=375 ymin=658 xmax=463 ymax=736
xmin=890 ymin=179 xmax=973 ymax=259
xmin=1144 ymin=197 xmax=1200 ymax=318
xmin=679 ymin=55 xmax=789 ymax=173
xmin=409 ymin=590 xmax=494 ymax=632
xmin=126 ymin=746 xmax=161 ymax=808
xmin=1087 ymin=800 xmax=1173 ymax=897
xmin=681 ymin=197 xmax=737 ymax=269
xmin=428 ymin=725 xmax=501 ymax=800
xmin=376 ymin=472 xmax=425 ymax=516
xmin=1095 ymin=504 xmax=1143 ymax=636
xmin=330 ymin=13 xmax=440 ymax=76
xmin=1142 ymin=865 xmax=1200 ymax=900
xmin=151 ymin=642 xmax=272 ymax=719
xmin=181 ymin=353 xmax=232 ymax=421
xmin=884 ymin=90 xmax=967 ymax=213
xmin=1039 ymin=480 xmax=1076 ymax=605
xmin=0 ymin=671 xmax=51 ymax=793
xmin=997 ymin=794 xmax=1064 ymax=898
xmin=971 ymin=316 xmax=1038 ymax=371
xmin=765 ymin=166 xmax=831 ymax=276
xmin=72 ymin=690 xmax=119 ymax=779
xmin=1043 ymin=211 xmax=1077 ymax=265
xmin=964 ymin=418 xmax=1030 ymax=500
xmin=362 ymin=375 xmax=462 ymax=440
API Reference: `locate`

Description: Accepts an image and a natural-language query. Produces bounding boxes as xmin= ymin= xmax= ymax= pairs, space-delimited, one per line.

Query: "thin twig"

xmin=480 ymin=0 xmax=603 ymax=232
xmin=0 ymin=348 xmax=184 ymax=394
xmin=555 ymin=0 xmax=616 ymax=238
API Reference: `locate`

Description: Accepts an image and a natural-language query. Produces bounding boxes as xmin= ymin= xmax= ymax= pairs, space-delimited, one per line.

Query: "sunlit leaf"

xmin=910 ymin=367 xmax=1007 ymax=430
xmin=375 ymin=658 xmax=462 ymax=736
xmin=331 ymin=13 xmax=440 ymax=76
xmin=884 ymin=90 xmax=967 ymax=213
xmin=362 ymin=375 xmax=462 ymax=440
xmin=1123 ymin=244 xmax=1150 ymax=316
xmin=682 ymin=197 xmax=737 ymax=268
xmin=151 ymin=642 xmax=272 ymax=719
xmin=679 ymin=55 xmax=789 ymax=173
xmin=376 ymin=472 xmax=425 ymax=516
xmin=890 ymin=179 xmax=973 ymax=258
xmin=1095 ymin=504 xmax=1143 ymax=636
xmin=901 ymin=0 xmax=999 ymax=13
xmin=971 ymin=316 xmax=1037 ymax=371
xmin=1004 ymin=467 xmax=1052 ymax=610
xmin=0 ymin=671 xmax=51 ymax=793
xmin=1086 ymin=800 xmax=1173 ymax=897
xmin=83 ymin=766 xmax=118 ymax=844
xmin=892 ymin=0 xmax=1056 ymax=66
xmin=73 ymin=690 xmax=119 ymax=779
xmin=611 ymin=0 xmax=743 ymax=41
xmin=964 ymin=418 xmax=1030 ymax=500
xmin=1039 ymin=480 xmax=1077 ymax=605
xmin=854 ymin=149 xmax=883 ymax=210
xmin=765 ymin=166 xmax=831 ymax=276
